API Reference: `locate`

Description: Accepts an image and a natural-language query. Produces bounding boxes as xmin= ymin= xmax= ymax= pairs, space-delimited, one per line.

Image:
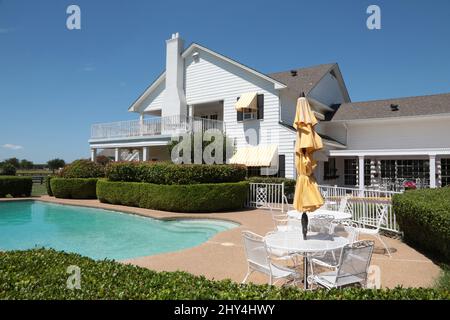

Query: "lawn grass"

xmin=31 ymin=183 xmax=47 ymax=196
xmin=434 ymin=266 xmax=450 ymax=291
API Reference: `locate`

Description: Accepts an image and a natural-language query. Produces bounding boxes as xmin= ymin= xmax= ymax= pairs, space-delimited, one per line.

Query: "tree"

xmin=0 ymin=163 xmax=17 ymax=176
xmin=20 ymin=159 xmax=34 ymax=170
xmin=47 ymin=158 xmax=66 ymax=173
xmin=3 ymin=157 xmax=20 ymax=169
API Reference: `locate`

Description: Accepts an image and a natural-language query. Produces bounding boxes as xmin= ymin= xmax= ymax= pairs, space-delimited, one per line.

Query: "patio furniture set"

xmin=242 ymin=197 xmax=391 ymax=290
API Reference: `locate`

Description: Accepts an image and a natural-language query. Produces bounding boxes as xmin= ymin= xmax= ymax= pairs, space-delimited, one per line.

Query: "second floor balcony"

xmin=90 ymin=115 xmax=225 ymax=141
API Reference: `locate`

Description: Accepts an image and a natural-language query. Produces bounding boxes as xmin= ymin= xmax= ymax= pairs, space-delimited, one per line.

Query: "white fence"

xmin=91 ymin=115 xmax=224 ymax=140
xmin=318 ymin=185 xmax=402 ymax=233
xmin=246 ymin=183 xmax=402 ymax=233
xmin=246 ymin=183 xmax=285 ymax=211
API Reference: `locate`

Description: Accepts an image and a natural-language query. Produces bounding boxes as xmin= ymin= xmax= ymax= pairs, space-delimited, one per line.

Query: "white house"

xmin=89 ymin=33 xmax=450 ymax=190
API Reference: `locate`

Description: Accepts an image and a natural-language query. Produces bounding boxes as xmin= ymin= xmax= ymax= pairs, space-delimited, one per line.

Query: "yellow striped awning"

xmin=229 ymin=145 xmax=278 ymax=167
xmin=235 ymin=92 xmax=258 ymax=111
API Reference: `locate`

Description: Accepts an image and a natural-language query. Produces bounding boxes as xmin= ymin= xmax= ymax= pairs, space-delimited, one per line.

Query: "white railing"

xmin=246 ymin=182 xmax=402 ymax=233
xmin=246 ymin=183 xmax=285 ymax=211
xmin=318 ymin=185 xmax=402 ymax=233
xmin=91 ymin=115 xmax=224 ymax=140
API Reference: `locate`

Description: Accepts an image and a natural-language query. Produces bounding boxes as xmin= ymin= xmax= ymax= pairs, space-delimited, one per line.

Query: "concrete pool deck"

xmin=1 ymin=196 xmax=442 ymax=288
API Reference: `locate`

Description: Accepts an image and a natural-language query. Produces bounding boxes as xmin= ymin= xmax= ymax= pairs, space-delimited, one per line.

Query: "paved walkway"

xmin=1 ymin=196 xmax=442 ymax=288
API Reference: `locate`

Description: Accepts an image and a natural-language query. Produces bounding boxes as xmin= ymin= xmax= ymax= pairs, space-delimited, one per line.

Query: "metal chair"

xmin=309 ymin=221 xmax=359 ymax=269
xmin=241 ymin=230 xmax=301 ymax=285
xmin=309 ymin=214 xmax=335 ymax=235
xmin=308 ymin=240 xmax=375 ymax=289
xmin=355 ymin=204 xmax=392 ymax=257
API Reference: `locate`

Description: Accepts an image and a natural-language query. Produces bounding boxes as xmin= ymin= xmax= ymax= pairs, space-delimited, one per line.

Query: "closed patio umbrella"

xmin=292 ymin=95 xmax=324 ymax=240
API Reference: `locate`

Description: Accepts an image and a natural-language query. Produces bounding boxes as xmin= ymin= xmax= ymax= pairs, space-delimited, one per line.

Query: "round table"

xmin=287 ymin=209 xmax=352 ymax=221
xmin=265 ymin=231 xmax=349 ymax=289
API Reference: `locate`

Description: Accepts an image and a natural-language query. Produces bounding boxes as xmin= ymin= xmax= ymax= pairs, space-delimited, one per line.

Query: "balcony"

xmin=90 ymin=115 xmax=224 ymax=140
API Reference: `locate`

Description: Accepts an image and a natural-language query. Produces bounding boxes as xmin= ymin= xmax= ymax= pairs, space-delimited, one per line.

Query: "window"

xmin=236 ymin=94 xmax=264 ymax=121
xmin=344 ymin=159 xmax=357 ymax=186
xmin=380 ymin=159 xmax=429 ymax=184
xmin=344 ymin=158 xmax=371 ymax=186
xmin=209 ymin=114 xmax=218 ymax=120
xmin=243 ymin=110 xmax=256 ymax=120
xmin=441 ymin=158 xmax=450 ymax=187
xmin=278 ymin=155 xmax=285 ymax=178
xmin=323 ymin=158 xmax=338 ymax=180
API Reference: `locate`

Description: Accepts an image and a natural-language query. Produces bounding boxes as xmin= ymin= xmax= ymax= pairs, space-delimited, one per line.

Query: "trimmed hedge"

xmin=0 ymin=249 xmax=448 ymax=300
xmin=97 ymin=180 xmax=249 ymax=212
xmin=393 ymin=188 xmax=450 ymax=263
xmin=60 ymin=159 xmax=105 ymax=178
xmin=0 ymin=176 xmax=32 ymax=197
xmin=45 ymin=176 xmax=53 ymax=196
xmin=105 ymin=162 xmax=247 ymax=185
xmin=50 ymin=178 xmax=98 ymax=199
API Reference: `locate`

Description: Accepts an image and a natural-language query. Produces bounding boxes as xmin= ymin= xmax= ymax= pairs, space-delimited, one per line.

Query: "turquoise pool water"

xmin=0 ymin=201 xmax=238 ymax=260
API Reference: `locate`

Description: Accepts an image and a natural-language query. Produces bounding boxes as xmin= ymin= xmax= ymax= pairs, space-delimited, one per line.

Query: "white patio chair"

xmin=309 ymin=221 xmax=359 ymax=269
xmin=272 ymin=214 xmax=303 ymax=232
xmin=241 ymin=231 xmax=301 ymax=285
xmin=309 ymin=214 xmax=335 ymax=235
xmin=338 ymin=196 xmax=349 ymax=213
xmin=355 ymin=204 xmax=392 ymax=257
xmin=308 ymin=240 xmax=375 ymax=289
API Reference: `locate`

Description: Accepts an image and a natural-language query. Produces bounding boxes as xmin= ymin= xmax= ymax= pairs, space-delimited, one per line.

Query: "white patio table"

xmin=287 ymin=209 xmax=352 ymax=221
xmin=265 ymin=231 xmax=349 ymax=289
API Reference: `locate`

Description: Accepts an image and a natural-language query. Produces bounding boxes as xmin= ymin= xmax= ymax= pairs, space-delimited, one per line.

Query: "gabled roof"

xmin=328 ymin=92 xmax=450 ymax=121
xmin=129 ymin=42 xmax=288 ymax=112
xmin=269 ymin=63 xmax=334 ymax=95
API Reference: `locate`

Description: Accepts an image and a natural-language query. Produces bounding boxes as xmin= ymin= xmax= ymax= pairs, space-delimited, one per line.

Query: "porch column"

xmin=358 ymin=155 xmax=365 ymax=191
xmin=114 ymin=148 xmax=120 ymax=162
xmin=429 ymin=155 xmax=436 ymax=188
xmin=90 ymin=148 xmax=97 ymax=162
xmin=139 ymin=113 xmax=144 ymax=136
xmin=143 ymin=146 xmax=149 ymax=161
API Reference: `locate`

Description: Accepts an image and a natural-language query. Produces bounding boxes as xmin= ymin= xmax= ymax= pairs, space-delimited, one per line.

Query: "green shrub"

xmin=45 ymin=176 xmax=53 ymax=196
xmin=60 ymin=159 xmax=104 ymax=178
xmin=106 ymin=162 xmax=247 ymax=185
xmin=248 ymin=177 xmax=296 ymax=202
xmin=393 ymin=188 xmax=450 ymax=263
xmin=97 ymin=180 xmax=249 ymax=212
xmin=0 ymin=249 xmax=448 ymax=300
xmin=50 ymin=178 xmax=98 ymax=199
xmin=0 ymin=163 xmax=17 ymax=176
xmin=0 ymin=176 xmax=32 ymax=197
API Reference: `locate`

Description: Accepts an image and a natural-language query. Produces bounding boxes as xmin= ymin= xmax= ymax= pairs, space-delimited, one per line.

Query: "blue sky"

xmin=0 ymin=0 xmax=449 ymax=163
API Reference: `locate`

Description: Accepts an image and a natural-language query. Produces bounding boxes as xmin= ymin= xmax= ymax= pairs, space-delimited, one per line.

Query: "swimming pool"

xmin=0 ymin=201 xmax=238 ymax=260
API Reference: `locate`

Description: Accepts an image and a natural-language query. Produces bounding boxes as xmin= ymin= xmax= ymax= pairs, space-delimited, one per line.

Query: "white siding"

xmin=309 ymin=73 xmax=346 ymax=106
xmin=346 ymin=117 xmax=450 ymax=150
xmin=141 ymin=81 xmax=165 ymax=112
xmin=184 ymin=48 xmax=297 ymax=177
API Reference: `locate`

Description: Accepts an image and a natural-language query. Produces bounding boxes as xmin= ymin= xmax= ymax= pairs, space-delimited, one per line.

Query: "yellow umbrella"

xmin=292 ymin=96 xmax=324 ymax=239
